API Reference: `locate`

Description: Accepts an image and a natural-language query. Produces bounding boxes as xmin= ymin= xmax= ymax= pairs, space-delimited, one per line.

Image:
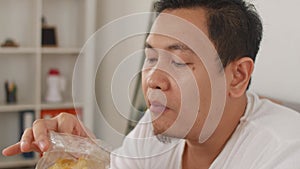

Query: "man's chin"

xmin=153 ymin=127 xmax=162 ymax=135
xmin=153 ymin=125 xmax=185 ymax=139
xmin=152 ymin=121 xmax=185 ymax=142
xmin=153 ymin=130 xmax=182 ymax=144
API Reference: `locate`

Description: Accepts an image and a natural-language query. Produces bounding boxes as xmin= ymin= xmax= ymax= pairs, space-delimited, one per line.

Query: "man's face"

xmin=141 ymin=8 xmax=222 ymax=141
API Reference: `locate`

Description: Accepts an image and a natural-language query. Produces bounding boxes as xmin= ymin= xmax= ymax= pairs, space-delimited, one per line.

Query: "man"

xmin=3 ymin=0 xmax=300 ymax=168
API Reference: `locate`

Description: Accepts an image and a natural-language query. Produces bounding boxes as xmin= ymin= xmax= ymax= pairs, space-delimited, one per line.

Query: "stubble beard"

xmin=153 ymin=124 xmax=179 ymax=144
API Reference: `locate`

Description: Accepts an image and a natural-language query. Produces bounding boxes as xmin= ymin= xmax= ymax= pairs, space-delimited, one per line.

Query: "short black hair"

xmin=154 ymin=0 xmax=263 ymax=67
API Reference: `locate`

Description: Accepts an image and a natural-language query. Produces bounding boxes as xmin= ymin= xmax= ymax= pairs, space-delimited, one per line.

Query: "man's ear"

xmin=228 ymin=57 xmax=254 ymax=98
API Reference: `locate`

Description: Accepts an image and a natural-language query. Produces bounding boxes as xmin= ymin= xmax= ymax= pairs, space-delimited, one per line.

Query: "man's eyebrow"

xmin=145 ymin=42 xmax=192 ymax=51
xmin=167 ymin=43 xmax=191 ymax=51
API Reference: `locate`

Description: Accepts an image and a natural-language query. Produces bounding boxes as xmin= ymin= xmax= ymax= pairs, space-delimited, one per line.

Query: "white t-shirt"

xmin=110 ymin=92 xmax=300 ymax=169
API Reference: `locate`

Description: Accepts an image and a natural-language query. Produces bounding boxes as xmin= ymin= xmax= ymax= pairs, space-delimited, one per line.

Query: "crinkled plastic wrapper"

xmin=36 ymin=131 xmax=110 ymax=169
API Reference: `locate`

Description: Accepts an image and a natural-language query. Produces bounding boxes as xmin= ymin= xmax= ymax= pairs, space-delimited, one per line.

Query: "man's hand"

xmin=2 ymin=113 xmax=89 ymax=156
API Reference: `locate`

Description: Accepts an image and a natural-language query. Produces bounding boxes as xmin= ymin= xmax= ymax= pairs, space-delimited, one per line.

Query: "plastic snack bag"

xmin=36 ymin=131 xmax=110 ymax=169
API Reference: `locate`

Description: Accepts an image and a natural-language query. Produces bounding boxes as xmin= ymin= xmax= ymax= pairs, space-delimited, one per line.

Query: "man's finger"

xmin=55 ymin=113 xmax=87 ymax=137
xmin=20 ymin=128 xmax=34 ymax=152
xmin=2 ymin=143 xmax=22 ymax=156
xmin=32 ymin=119 xmax=57 ymax=152
xmin=56 ymin=113 xmax=77 ymax=134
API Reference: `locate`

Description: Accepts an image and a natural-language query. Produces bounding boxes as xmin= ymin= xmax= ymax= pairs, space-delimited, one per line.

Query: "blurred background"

xmin=0 ymin=0 xmax=299 ymax=168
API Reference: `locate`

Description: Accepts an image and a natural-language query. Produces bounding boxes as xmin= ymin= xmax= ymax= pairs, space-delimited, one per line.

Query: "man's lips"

xmin=149 ymin=101 xmax=168 ymax=115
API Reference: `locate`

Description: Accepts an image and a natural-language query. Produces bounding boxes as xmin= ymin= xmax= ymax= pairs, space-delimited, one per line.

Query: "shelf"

xmin=0 ymin=47 xmax=81 ymax=56
xmin=41 ymin=47 xmax=81 ymax=55
xmin=0 ymin=0 xmax=94 ymax=167
xmin=0 ymin=47 xmax=37 ymax=54
xmin=0 ymin=104 xmax=36 ymax=112
xmin=0 ymin=154 xmax=38 ymax=168
xmin=41 ymin=102 xmax=82 ymax=109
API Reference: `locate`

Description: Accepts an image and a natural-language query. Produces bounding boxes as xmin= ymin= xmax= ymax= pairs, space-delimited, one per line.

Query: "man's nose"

xmin=147 ymin=69 xmax=170 ymax=91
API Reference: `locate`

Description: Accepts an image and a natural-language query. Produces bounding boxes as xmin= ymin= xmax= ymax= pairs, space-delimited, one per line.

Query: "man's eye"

xmin=172 ymin=61 xmax=188 ymax=67
xmin=147 ymin=58 xmax=158 ymax=63
xmin=146 ymin=58 xmax=158 ymax=64
xmin=144 ymin=48 xmax=158 ymax=64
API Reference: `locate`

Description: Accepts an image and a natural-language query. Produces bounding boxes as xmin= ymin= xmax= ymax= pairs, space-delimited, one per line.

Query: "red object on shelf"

xmin=41 ymin=108 xmax=82 ymax=119
xmin=48 ymin=68 xmax=60 ymax=75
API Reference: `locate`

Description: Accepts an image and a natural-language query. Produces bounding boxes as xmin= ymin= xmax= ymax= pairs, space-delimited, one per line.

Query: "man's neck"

xmin=182 ymin=95 xmax=248 ymax=169
xmin=182 ymin=141 xmax=219 ymax=169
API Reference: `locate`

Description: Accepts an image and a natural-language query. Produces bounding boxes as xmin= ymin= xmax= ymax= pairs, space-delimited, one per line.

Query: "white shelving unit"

xmin=0 ymin=0 xmax=96 ymax=168
xmin=0 ymin=48 xmax=37 ymax=54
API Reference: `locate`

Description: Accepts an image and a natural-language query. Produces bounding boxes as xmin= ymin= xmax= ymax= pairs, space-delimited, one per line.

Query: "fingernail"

xmin=38 ymin=140 xmax=47 ymax=151
xmin=2 ymin=148 xmax=8 ymax=156
xmin=20 ymin=141 xmax=28 ymax=151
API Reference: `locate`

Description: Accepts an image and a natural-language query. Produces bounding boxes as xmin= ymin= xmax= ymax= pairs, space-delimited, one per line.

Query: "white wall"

xmin=93 ymin=0 xmax=154 ymax=148
xmin=249 ymin=0 xmax=300 ymax=103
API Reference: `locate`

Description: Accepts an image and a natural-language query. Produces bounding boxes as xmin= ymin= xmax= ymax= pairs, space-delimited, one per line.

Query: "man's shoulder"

xmin=215 ymin=94 xmax=300 ymax=168
xmin=245 ymin=92 xmax=300 ymax=141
